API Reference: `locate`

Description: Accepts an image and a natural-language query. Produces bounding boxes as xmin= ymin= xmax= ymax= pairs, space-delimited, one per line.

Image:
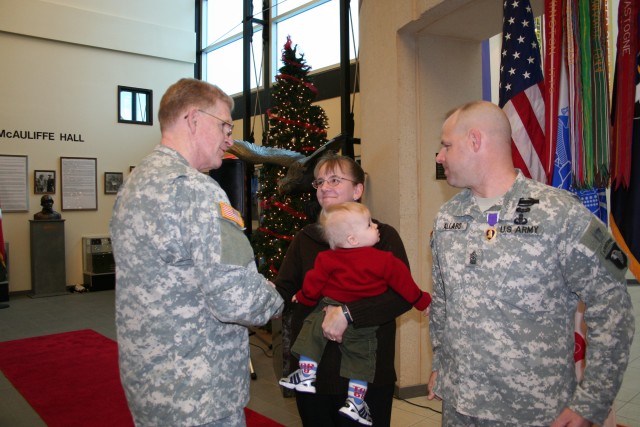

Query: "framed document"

xmin=0 ymin=155 xmax=29 ymax=212
xmin=60 ymin=157 xmax=97 ymax=211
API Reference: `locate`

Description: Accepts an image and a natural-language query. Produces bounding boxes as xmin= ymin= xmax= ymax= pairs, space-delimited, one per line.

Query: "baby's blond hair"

xmin=319 ymin=202 xmax=370 ymax=249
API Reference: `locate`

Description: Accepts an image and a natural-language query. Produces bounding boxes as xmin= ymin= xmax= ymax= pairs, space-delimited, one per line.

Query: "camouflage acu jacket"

xmin=110 ymin=145 xmax=283 ymax=426
xmin=430 ymin=171 xmax=634 ymax=425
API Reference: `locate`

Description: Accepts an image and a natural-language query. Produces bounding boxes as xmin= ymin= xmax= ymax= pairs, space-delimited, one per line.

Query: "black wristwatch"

xmin=342 ymin=305 xmax=354 ymax=324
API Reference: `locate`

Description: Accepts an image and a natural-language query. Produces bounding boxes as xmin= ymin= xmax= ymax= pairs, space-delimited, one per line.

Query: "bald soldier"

xmin=428 ymin=101 xmax=634 ymax=426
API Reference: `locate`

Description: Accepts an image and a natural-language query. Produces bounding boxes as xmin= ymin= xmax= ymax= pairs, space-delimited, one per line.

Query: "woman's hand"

xmin=322 ymin=305 xmax=348 ymax=343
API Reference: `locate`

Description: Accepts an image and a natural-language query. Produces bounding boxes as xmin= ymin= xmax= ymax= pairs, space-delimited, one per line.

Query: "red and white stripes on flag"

xmin=499 ymin=0 xmax=548 ymax=184
xmin=543 ymin=0 xmax=563 ymax=183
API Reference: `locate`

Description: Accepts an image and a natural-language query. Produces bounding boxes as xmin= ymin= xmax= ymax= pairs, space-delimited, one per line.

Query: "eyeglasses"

xmin=198 ymin=109 xmax=234 ymax=137
xmin=311 ymin=176 xmax=357 ymax=189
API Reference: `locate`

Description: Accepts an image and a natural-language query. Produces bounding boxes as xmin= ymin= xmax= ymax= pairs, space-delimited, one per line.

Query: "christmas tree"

xmin=252 ymin=36 xmax=328 ymax=281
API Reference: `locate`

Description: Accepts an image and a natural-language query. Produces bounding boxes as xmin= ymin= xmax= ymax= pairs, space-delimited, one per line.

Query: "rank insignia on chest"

xmin=469 ymin=250 xmax=478 ymax=265
xmin=219 ymin=202 xmax=245 ymax=229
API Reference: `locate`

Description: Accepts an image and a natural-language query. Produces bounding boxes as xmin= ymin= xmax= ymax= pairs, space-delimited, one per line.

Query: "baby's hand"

xmin=422 ymin=306 xmax=430 ymax=317
xmin=292 ymin=295 xmax=299 ymax=303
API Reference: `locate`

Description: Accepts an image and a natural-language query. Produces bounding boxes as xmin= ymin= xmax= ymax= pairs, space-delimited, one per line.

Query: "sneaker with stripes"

xmin=338 ymin=397 xmax=373 ymax=426
xmin=278 ymin=369 xmax=316 ymax=393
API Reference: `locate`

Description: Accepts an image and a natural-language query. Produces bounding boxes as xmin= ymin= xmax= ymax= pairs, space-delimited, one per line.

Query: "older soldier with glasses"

xmin=110 ymin=78 xmax=283 ymax=427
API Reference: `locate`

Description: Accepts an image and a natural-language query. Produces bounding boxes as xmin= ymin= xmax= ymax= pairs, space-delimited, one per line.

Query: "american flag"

xmin=499 ymin=0 xmax=546 ymax=184
xmin=219 ymin=202 xmax=245 ymax=229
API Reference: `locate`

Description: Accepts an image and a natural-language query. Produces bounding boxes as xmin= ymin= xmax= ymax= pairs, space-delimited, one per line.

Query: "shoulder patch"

xmin=219 ymin=202 xmax=245 ymax=229
xmin=580 ymin=218 xmax=627 ymax=280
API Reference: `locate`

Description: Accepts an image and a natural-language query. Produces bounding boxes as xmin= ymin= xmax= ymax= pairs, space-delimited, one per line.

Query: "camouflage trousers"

xmin=194 ymin=409 xmax=245 ymax=427
xmin=442 ymin=401 xmax=545 ymax=427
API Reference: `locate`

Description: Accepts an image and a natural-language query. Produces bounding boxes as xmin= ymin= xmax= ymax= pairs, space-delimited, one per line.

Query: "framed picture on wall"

xmin=34 ymin=170 xmax=56 ymax=194
xmin=0 ymin=155 xmax=28 ymax=212
xmin=104 ymin=172 xmax=123 ymax=194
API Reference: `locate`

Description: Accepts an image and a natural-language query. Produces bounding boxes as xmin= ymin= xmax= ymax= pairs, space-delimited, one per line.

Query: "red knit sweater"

xmin=296 ymin=246 xmax=431 ymax=310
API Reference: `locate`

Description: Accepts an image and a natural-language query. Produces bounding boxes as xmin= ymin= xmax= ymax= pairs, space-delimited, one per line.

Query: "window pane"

xmin=203 ymin=0 xmax=360 ymax=92
xmin=135 ymin=93 xmax=147 ymax=122
xmin=275 ymin=0 xmax=358 ymax=72
xmin=120 ymin=91 xmax=132 ymax=121
xmin=206 ymin=0 xmax=263 ymax=46
xmin=206 ymin=30 xmax=264 ymax=96
xmin=275 ymin=0 xmax=313 ymax=15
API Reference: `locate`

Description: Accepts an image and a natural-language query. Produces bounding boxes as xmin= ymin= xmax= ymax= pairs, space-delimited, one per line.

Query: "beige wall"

xmin=0 ymin=0 xmax=194 ymax=292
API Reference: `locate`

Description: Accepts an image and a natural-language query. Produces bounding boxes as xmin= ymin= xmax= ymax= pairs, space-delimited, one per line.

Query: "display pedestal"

xmin=30 ymin=220 xmax=67 ymax=297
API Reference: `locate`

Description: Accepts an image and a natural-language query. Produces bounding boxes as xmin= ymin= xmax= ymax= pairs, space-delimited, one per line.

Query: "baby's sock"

xmin=298 ymin=356 xmax=318 ymax=378
xmin=348 ymin=379 xmax=368 ymax=405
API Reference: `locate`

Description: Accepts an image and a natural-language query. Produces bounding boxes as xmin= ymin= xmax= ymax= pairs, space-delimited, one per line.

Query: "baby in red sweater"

xmin=279 ymin=202 xmax=431 ymax=426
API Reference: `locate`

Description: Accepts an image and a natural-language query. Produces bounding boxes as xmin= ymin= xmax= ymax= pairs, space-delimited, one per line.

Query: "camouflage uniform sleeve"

xmin=175 ymin=175 xmax=283 ymax=327
xmin=429 ymin=215 xmax=446 ymax=374
xmin=201 ymin=262 xmax=284 ymax=326
xmin=562 ymin=212 xmax=635 ymax=423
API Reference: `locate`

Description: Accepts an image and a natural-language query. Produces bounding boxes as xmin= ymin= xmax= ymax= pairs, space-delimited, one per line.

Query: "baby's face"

xmin=349 ymin=212 xmax=379 ymax=248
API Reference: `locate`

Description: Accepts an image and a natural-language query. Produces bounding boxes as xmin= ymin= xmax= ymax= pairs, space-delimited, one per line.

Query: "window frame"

xmin=199 ymin=0 xmax=358 ymax=98
xmin=117 ymin=86 xmax=153 ymax=126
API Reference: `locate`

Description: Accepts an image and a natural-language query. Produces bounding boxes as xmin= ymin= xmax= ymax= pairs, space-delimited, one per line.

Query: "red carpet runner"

xmin=0 ymin=329 xmax=283 ymax=427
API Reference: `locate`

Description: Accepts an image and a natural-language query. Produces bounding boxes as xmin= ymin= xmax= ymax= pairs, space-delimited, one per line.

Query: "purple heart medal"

xmin=485 ymin=212 xmax=499 ymax=241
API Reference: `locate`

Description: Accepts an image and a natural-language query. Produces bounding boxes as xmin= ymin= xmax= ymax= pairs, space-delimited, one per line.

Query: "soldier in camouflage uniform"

xmin=110 ymin=78 xmax=284 ymax=427
xmin=428 ymin=101 xmax=634 ymax=426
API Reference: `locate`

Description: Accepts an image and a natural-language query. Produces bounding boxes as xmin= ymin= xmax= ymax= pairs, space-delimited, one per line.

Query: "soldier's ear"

xmin=468 ymin=128 xmax=482 ymax=152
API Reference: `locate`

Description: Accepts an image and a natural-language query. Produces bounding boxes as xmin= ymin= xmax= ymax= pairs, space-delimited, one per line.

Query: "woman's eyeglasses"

xmin=311 ymin=176 xmax=357 ymax=189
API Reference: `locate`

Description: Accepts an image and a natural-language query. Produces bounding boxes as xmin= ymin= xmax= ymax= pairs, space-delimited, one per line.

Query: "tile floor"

xmin=0 ymin=286 xmax=638 ymax=427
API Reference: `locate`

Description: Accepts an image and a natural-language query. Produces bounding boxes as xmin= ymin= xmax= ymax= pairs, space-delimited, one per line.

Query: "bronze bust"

xmin=34 ymin=195 xmax=62 ymax=220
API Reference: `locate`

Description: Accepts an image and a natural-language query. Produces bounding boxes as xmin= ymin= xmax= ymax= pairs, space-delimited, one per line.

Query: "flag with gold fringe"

xmin=549 ymin=0 xmax=609 ymax=224
xmin=610 ymin=0 xmax=640 ymax=280
xmin=542 ymin=2 xmax=631 ymax=425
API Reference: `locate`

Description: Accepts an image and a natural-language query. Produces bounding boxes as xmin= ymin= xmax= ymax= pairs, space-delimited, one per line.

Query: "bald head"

xmin=450 ymin=101 xmax=512 ymax=152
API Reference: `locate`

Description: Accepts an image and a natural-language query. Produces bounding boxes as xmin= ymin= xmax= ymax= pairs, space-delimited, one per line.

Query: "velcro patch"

xmin=219 ymin=202 xmax=244 ymax=229
xmin=580 ymin=218 xmax=627 ymax=280
xmin=438 ymin=221 xmax=468 ymax=231
xmin=602 ymin=240 xmax=627 ymax=270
